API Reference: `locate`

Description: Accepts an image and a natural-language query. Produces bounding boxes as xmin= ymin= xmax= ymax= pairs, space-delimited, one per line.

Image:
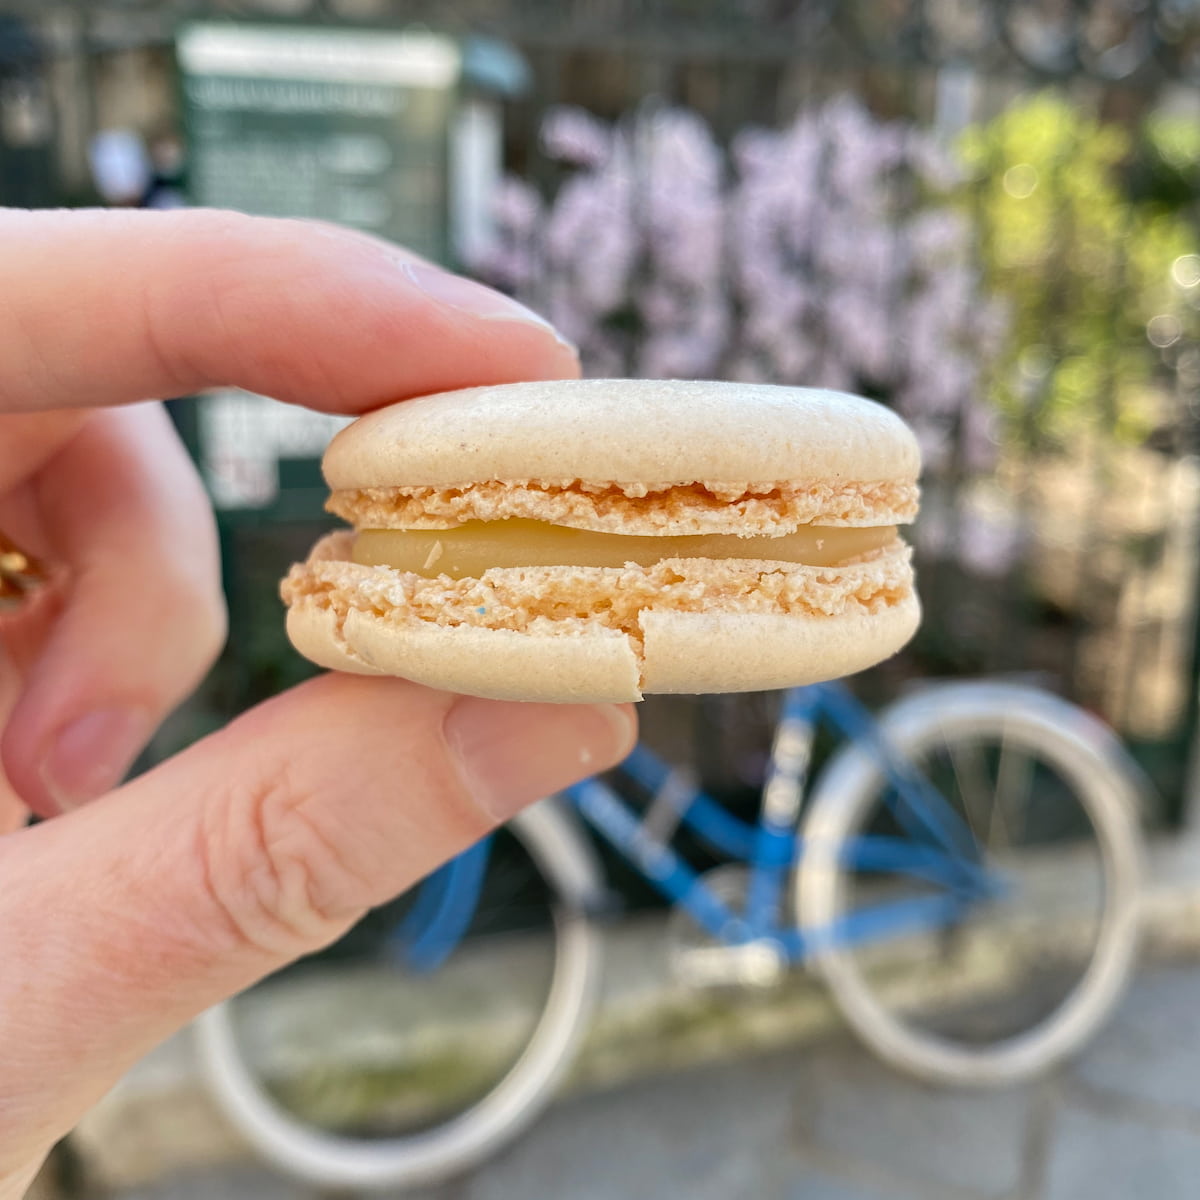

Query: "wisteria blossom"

xmin=540 ymin=105 xmax=612 ymax=168
xmin=473 ymin=96 xmax=1012 ymax=565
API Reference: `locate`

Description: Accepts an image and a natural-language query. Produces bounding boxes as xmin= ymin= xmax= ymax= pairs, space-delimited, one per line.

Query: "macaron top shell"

xmin=323 ymin=379 xmax=920 ymax=490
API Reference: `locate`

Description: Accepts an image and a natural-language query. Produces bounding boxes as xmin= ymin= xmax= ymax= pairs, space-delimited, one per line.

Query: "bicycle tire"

xmin=193 ymin=799 xmax=605 ymax=1190
xmin=796 ymin=681 xmax=1143 ymax=1087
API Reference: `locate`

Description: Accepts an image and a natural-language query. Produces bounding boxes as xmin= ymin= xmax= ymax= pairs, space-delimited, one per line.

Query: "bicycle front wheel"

xmin=194 ymin=799 xmax=605 ymax=1190
xmin=797 ymin=682 xmax=1143 ymax=1087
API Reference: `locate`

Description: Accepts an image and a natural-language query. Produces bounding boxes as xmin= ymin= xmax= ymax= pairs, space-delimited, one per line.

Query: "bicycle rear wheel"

xmin=797 ymin=683 xmax=1143 ymax=1087
xmin=194 ymin=800 xmax=604 ymax=1190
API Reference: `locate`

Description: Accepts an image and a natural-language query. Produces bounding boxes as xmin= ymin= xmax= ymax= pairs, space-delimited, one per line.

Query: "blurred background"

xmin=5 ymin=1 xmax=1200 ymax=1197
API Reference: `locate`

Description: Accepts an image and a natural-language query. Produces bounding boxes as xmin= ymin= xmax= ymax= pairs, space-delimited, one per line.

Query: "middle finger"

xmin=1 ymin=403 xmax=227 ymax=816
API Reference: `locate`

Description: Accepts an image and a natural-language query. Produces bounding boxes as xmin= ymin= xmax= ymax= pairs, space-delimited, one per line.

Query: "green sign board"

xmin=178 ymin=21 xmax=460 ymax=260
xmin=177 ymin=22 xmax=466 ymax=511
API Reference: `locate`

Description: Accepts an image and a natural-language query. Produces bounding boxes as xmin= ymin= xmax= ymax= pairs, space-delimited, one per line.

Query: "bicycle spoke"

xmin=988 ymin=721 xmax=1029 ymax=855
xmin=942 ymin=730 xmax=990 ymax=856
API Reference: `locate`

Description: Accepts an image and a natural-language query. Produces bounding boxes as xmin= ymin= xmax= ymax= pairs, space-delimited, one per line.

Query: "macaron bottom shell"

xmin=287 ymin=596 xmax=920 ymax=703
xmin=282 ymin=532 xmax=918 ymax=702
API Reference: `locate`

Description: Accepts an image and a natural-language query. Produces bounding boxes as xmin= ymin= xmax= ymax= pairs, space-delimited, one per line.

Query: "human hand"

xmin=0 ymin=209 xmax=636 ymax=1197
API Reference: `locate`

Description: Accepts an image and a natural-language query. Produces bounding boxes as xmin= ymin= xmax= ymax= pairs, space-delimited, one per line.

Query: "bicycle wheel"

xmin=194 ymin=799 xmax=605 ymax=1190
xmin=797 ymin=682 xmax=1143 ymax=1087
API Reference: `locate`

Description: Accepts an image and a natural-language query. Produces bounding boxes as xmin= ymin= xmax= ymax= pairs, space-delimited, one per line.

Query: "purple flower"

xmin=541 ymin=106 xmax=613 ymax=168
xmin=474 ymin=95 xmax=1007 ymax=494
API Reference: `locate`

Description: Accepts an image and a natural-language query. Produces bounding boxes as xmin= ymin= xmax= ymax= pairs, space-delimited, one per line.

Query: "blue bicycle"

xmin=198 ymin=678 xmax=1144 ymax=1190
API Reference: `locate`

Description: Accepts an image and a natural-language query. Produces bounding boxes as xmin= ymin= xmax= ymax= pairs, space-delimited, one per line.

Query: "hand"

xmin=0 ymin=208 xmax=637 ymax=1197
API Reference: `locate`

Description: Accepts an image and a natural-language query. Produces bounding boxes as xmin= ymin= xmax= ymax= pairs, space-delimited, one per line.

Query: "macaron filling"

xmin=351 ymin=519 xmax=898 ymax=580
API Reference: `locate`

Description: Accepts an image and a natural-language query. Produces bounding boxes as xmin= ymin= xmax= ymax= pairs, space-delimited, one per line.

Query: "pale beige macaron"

xmin=282 ymin=379 xmax=921 ymax=702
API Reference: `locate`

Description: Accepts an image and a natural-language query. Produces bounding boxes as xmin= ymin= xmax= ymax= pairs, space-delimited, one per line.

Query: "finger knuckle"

xmin=190 ymin=585 xmax=228 ymax=668
xmin=199 ymin=760 xmax=366 ymax=957
xmin=165 ymin=542 xmax=229 ymax=682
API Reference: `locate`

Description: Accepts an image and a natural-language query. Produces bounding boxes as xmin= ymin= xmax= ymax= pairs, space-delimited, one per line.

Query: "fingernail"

xmin=444 ymin=700 xmax=637 ymax=822
xmin=41 ymin=706 xmax=153 ymax=812
xmin=401 ymin=261 xmax=576 ymax=352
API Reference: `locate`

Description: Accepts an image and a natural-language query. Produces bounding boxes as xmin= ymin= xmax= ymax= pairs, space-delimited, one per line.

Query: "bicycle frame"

xmin=397 ymin=681 xmax=999 ymax=972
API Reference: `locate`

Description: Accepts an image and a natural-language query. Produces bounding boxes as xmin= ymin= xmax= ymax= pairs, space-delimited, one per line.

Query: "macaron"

xmin=282 ymin=379 xmax=920 ymax=702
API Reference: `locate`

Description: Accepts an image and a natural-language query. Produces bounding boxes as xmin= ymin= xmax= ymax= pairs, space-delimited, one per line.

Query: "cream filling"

xmin=352 ymin=519 xmax=898 ymax=580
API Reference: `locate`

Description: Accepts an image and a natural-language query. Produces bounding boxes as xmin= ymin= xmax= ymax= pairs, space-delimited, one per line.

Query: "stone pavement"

xmin=80 ymin=824 xmax=1200 ymax=1189
xmin=83 ymin=958 xmax=1200 ymax=1200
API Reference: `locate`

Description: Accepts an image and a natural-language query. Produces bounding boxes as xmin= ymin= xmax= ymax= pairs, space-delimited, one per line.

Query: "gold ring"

xmin=0 ymin=531 xmax=46 ymax=610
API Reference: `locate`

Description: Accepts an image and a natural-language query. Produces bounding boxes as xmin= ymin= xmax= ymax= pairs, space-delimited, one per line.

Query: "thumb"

xmin=0 ymin=674 xmax=635 ymax=1165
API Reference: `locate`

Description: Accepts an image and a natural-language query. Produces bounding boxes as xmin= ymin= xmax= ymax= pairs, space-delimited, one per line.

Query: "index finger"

xmin=0 ymin=208 xmax=577 ymax=415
